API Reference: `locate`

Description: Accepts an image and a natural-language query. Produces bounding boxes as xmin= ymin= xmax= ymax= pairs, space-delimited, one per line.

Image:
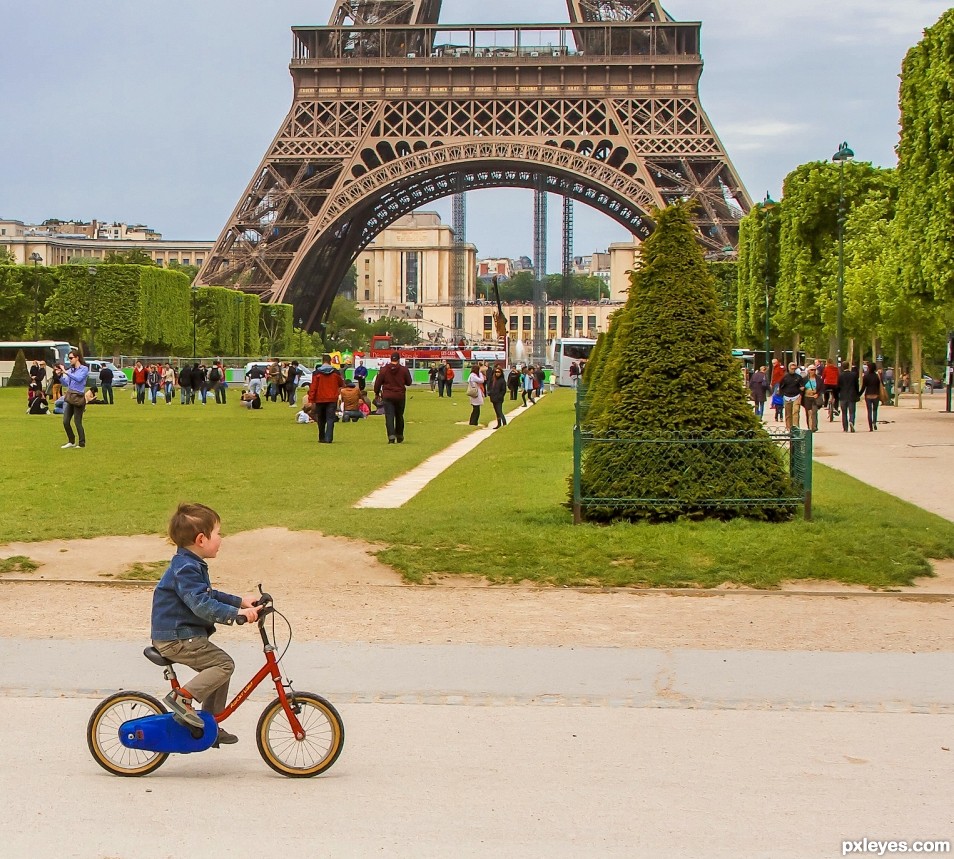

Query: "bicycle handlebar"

xmin=235 ymin=590 xmax=273 ymax=625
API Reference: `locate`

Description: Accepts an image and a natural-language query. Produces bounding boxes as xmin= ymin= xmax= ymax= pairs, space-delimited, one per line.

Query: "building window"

xmin=405 ymin=251 xmax=419 ymax=303
xmin=575 ymin=315 xmax=584 ymax=332
xmin=588 ymin=315 xmax=596 ymax=331
xmin=195 ymin=258 xmax=203 ymax=266
xmin=169 ymin=259 xmax=178 ymax=266
xmin=509 ymin=315 xmax=518 ymax=330
xmin=548 ymin=315 xmax=557 ymax=331
xmin=483 ymin=315 xmax=493 ymax=331
xmin=364 ymin=289 xmax=370 ymax=300
xmin=182 ymin=258 xmax=190 ymax=265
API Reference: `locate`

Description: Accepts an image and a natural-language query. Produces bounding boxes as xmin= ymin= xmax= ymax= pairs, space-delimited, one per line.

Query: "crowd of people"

xmin=26 ymin=350 xmax=555 ymax=451
xmin=747 ymin=357 xmax=890 ymax=433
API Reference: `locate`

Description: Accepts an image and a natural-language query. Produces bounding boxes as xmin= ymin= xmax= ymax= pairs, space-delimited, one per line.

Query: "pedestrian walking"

xmin=778 ymin=362 xmax=804 ymax=430
xmin=307 ymin=355 xmax=345 ymax=443
xmin=860 ymin=363 xmax=883 ymax=431
xmin=466 ymin=363 xmax=486 ymax=426
xmin=487 ymin=366 xmax=508 ymax=428
xmin=99 ymin=363 xmax=115 ymax=405
xmin=748 ymin=365 xmax=769 ymax=418
xmin=837 ymin=361 xmax=860 ymax=433
xmin=374 ymin=352 xmax=413 ymax=443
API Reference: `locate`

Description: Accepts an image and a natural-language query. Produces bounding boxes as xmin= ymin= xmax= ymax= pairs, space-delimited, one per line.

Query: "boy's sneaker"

xmin=164 ymin=691 xmax=204 ymax=729
xmin=212 ymin=728 xmax=239 ymax=748
xmin=61 ymin=442 xmax=75 ymax=449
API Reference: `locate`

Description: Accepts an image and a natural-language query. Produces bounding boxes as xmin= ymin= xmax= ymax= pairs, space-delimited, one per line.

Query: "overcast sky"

xmin=0 ymin=0 xmax=948 ymax=270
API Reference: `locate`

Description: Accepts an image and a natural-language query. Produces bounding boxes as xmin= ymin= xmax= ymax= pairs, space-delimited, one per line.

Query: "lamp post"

xmin=832 ymin=141 xmax=854 ymax=364
xmin=761 ymin=194 xmax=776 ymax=369
xmin=234 ymin=293 xmax=242 ymax=357
xmin=297 ymin=317 xmax=304 ymax=358
xmin=191 ymin=284 xmax=198 ymax=359
xmin=87 ymin=266 xmax=97 ymax=356
xmin=29 ymin=252 xmax=42 ymax=339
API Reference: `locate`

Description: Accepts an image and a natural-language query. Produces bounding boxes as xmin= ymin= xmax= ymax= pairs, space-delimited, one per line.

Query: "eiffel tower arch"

xmin=197 ymin=1 xmax=752 ymax=330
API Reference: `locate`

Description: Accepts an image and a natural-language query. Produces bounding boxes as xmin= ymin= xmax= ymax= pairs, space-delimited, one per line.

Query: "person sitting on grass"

xmin=338 ymin=379 xmax=370 ymax=422
xmin=240 ymin=391 xmax=262 ymax=410
xmin=27 ymin=388 xmax=49 ymax=415
xmin=85 ymin=386 xmax=106 ymax=405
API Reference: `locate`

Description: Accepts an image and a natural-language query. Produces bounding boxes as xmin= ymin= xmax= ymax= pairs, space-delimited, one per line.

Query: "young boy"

xmin=151 ymin=503 xmax=260 ymax=744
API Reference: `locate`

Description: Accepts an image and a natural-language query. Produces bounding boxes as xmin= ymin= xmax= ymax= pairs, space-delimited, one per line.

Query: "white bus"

xmin=0 ymin=340 xmax=76 ymax=385
xmin=553 ymin=337 xmax=596 ymax=387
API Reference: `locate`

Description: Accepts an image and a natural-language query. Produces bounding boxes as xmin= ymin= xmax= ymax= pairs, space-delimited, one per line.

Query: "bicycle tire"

xmin=87 ymin=691 xmax=169 ymax=777
xmin=256 ymin=692 xmax=344 ymax=778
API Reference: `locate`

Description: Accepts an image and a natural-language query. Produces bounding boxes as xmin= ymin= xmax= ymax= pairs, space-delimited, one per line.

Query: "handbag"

xmin=64 ymin=390 xmax=86 ymax=407
xmin=878 ymin=382 xmax=889 ymax=404
xmin=466 ymin=381 xmax=479 ymax=397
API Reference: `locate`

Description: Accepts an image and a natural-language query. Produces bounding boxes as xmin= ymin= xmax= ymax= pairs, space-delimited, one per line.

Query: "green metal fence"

xmin=572 ymin=385 xmax=813 ymax=523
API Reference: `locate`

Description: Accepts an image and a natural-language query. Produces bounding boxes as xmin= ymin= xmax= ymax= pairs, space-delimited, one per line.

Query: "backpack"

xmin=208 ymin=367 xmax=221 ymax=383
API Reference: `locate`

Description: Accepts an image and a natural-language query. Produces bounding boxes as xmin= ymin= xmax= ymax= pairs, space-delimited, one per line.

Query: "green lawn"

xmin=3 ymin=385 xmax=953 ymax=588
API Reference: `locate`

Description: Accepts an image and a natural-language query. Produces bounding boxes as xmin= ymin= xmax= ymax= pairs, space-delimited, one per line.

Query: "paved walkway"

xmin=354 ymin=394 xmax=541 ymax=508
xmin=799 ymin=394 xmax=954 ymax=521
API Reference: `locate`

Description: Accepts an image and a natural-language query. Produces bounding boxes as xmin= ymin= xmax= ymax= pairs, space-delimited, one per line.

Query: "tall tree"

xmin=775 ymin=160 xmax=894 ymax=356
xmin=895 ymin=9 xmax=954 ymax=306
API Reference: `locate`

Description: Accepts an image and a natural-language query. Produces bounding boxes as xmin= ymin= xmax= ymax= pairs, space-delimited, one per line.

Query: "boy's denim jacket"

xmin=151 ymin=547 xmax=241 ymax=641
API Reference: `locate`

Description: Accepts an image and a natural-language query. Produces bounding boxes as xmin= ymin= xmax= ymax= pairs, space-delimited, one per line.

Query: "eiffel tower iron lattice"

xmin=197 ymin=0 xmax=751 ymax=330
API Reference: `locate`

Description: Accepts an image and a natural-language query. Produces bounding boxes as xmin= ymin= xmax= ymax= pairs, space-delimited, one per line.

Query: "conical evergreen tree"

xmin=8 ymin=349 xmax=31 ymax=387
xmin=578 ymin=202 xmax=796 ymax=522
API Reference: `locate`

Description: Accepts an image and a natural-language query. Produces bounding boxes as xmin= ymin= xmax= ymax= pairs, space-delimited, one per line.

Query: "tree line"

xmin=735 ymin=9 xmax=953 ymax=384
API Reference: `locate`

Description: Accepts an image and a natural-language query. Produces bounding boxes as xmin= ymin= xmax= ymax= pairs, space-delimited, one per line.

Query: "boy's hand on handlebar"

xmin=240 ymin=593 xmax=260 ymax=609
xmin=238 ymin=605 xmax=261 ymax=623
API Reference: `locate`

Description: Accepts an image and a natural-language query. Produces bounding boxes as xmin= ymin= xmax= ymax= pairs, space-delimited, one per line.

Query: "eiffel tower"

xmin=197 ymin=0 xmax=751 ymax=330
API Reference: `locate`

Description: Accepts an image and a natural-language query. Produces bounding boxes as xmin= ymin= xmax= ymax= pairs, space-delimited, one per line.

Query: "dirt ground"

xmin=1 ymin=528 xmax=952 ymax=652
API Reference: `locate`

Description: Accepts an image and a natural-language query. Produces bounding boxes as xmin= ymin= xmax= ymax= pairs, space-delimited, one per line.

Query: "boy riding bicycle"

xmin=151 ymin=503 xmax=261 ymax=745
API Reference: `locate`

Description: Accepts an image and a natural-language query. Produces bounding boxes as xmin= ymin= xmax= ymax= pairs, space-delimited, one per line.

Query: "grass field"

xmin=3 ymin=385 xmax=953 ymax=588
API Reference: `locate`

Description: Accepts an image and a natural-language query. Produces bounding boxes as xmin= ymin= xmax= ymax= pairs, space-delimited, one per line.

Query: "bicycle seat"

xmin=143 ymin=646 xmax=174 ymax=667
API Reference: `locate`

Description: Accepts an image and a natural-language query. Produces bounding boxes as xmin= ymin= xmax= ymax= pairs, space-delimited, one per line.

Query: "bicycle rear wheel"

xmin=256 ymin=692 xmax=344 ymax=777
xmin=87 ymin=691 xmax=169 ymax=776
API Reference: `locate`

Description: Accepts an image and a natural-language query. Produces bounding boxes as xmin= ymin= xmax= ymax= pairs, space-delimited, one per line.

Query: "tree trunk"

xmin=912 ymin=331 xmax=923 ymax=409
xmin=847 ymin=337 xmax=855 ymax=369
xmin=894 ymin=335 xmax=901 ymax=405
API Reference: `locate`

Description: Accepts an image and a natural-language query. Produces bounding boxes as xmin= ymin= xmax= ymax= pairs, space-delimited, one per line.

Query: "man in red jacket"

xmin=374 ymin=352 xmax=413 ymax=443
xmin=307 ymin=354 xmax=344 ymax=443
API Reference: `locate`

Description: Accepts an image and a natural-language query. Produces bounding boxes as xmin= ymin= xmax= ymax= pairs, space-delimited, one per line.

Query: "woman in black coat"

xmin=860 ymin=363 xmax=883 ymax=431
xmin=488 ymin=366 xmax=508 ymax=429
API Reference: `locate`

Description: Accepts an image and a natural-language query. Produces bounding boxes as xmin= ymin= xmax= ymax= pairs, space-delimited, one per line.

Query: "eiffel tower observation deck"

xmin=198 ymin=0 xmax=751 ymax=329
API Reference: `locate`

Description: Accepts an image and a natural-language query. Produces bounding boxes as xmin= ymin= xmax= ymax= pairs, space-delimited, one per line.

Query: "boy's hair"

xmin=168 ymin=503 xmax=220 ymax=548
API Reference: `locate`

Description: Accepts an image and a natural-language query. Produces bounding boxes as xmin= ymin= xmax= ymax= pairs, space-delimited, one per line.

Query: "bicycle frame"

xmin=165 ymin=612 xmax=305 ymax=740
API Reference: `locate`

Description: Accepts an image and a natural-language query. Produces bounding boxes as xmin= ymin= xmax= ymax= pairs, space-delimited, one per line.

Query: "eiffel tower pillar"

xmin=197 ymin=1 xmax=751 ymax=331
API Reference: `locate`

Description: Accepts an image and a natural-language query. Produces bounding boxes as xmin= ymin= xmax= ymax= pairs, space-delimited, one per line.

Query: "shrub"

xmin=8 ymin=349 xmax=31 ymax=387
xmin=578 ymin=201 xmax=796 ymax=522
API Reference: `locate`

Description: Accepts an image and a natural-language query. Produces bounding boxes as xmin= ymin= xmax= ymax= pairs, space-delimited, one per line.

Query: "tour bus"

xmin=553 ymin=337 xmax=596 ymax=387
xmin=0 ymin=340 xmax=76 ymax=385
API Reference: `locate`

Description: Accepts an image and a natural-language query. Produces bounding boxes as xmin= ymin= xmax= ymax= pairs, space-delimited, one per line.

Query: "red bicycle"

xmin=87 ymin=587 xmax=344 ymax=778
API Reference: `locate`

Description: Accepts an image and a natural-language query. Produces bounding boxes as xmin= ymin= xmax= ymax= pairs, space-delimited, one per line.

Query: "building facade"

xmin=0 ymin=218 xmax=212 ymax=268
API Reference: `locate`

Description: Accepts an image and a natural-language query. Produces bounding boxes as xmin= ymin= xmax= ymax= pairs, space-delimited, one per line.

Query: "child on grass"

xmin=150 ymin=503 xmax=260 ymax=745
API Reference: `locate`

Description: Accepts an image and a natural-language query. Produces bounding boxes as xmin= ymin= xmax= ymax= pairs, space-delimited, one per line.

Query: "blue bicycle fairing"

xmin=119 ymin=711 xmax=218 ymax=753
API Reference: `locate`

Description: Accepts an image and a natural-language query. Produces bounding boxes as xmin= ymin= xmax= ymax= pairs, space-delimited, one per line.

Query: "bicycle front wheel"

xmin=256 ymin=692 xmax=344 ymax=777
xmin=87 ymin=691 xmax=168 ymax=777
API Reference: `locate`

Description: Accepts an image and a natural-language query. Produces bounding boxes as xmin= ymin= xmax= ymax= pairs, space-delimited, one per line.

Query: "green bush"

xmin=578 ymin=201 xmax=796 ymax=522
xmin=8 ymin=349 xmax=30 ymax=387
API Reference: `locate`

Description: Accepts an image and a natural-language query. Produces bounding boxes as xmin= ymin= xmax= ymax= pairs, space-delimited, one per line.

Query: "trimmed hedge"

xmin=578 ymin=201 xmax=795 ymax=522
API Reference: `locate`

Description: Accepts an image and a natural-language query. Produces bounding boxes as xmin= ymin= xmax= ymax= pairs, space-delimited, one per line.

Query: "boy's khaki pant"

xmin=154 ymin=636 xmax=234 ymax=715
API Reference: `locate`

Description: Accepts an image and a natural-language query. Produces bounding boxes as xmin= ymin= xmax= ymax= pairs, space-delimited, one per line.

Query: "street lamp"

xmin=87 ymin=266 xmax=97 ymax=356
xmin=832 ymin=141 xmax=854 ymax=364
xmin=761 ymin=193 xmax=776 ymax=370
xmin=29 ymin=252 xmax=42 ymax=339
xmin=191 ymin=284 xmax=198 ymax=359
xmin=297 ymin=317 xmax=304 ymax=358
